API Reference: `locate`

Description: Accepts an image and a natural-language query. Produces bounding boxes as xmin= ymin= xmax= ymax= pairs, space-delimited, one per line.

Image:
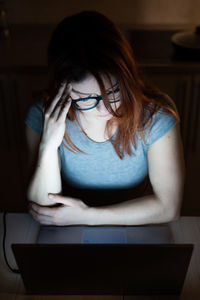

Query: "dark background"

xmin=0 ymin=0 xmax=199 ymax=214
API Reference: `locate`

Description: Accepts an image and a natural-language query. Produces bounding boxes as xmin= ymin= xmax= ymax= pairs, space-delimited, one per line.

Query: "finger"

xmin=29 ymin=208 xmax=54 ymax=224
xmin=43 ymin=84 xmax=63 ymax=113
xmin=31 ymin=203 xmax=58 ymax=217
xmin=53 ymin=93 xmax=71 ymax=121
xmin=39 ymin=220 xmax=53 ymax=225
xmin=50 ymin=85 xmax=72 ymax=120
xmin=57 ymin=98 xmax=72 ymax=122
xmin=49 ymin=195 xmax=75 ymax=206
xmin=50 ymin=84 xmax=67 ymax=114
xmin=45 ymin=83 xmax=68 ymax=115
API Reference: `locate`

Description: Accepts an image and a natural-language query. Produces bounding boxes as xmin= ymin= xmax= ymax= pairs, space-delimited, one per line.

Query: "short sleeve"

xmin=24 ymin=97 xmax=44 ymax=135
xmin=145 ymin=108 xmax=178 ymax=148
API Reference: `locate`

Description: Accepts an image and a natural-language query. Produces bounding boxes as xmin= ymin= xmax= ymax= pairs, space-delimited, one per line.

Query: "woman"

xmin=25 ymin=11 xmax=185 ymax=226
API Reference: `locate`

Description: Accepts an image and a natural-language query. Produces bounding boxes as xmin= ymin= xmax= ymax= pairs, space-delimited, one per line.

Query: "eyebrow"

xmin=71 ymin=82 xmax=118 ymax=95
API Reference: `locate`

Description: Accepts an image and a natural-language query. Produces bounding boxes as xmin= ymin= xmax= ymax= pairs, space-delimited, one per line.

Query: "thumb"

xmin=48 ymin=193 xmax=74 ymax=205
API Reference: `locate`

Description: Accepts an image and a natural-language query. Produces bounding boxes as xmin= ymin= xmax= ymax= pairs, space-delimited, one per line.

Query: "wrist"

xmin=39 ymin=142 xmax=58 ymax=156
xmin=86 ymin=206 xmax=108 ymax=226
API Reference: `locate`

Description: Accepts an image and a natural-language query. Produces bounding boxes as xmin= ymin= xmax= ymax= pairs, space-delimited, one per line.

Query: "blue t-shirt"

xmin=24 ymin=97 xmax=177 ymax=206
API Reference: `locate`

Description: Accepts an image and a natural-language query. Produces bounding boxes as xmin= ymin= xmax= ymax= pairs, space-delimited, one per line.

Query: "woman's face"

xmin=69 ymin=74 xmax=121 ymax=122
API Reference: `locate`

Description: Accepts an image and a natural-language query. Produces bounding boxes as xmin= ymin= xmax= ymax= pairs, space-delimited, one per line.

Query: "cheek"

xmin=111 ymin=102 xmax=121 ymax=111
xmin=81 ymin=110 xmax=96 ymax=118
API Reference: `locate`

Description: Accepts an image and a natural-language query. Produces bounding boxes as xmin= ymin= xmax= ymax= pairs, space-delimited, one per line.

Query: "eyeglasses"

xmin=71 ymin=86 xmax=121 ymax=111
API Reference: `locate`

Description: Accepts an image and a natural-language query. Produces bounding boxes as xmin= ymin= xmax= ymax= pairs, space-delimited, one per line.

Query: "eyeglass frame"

xmin=70 ymin=86 xmax=121 ymax=111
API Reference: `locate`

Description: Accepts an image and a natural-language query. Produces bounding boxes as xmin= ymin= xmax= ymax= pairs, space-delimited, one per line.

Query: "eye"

xmin=107 ymin=87 xmax=120 ymax=95
xmin=113 ymin=87 xmax=120 ymax=93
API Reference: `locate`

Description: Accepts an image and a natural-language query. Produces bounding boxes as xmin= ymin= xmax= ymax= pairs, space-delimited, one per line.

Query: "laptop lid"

xmin=11 ymin=243 xmax=194 ymax=295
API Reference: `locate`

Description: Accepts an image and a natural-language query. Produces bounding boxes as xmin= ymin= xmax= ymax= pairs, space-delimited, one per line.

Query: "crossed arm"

xmin=29 ymin=123 xmax=185 ymax=226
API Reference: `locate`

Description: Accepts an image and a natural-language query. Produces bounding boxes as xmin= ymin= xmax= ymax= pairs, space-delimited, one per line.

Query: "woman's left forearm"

xmin=86 ymin=194 xmax=179 ymax=226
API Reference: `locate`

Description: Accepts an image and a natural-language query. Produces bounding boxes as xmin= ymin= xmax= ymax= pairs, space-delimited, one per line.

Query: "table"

xmin=0 ymin=213 xmax=199 ymax=300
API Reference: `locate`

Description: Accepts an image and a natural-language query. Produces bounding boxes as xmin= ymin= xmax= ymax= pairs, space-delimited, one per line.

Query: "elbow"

xmin=26 ymin=185 xmax=42 ymax=205
xmin=168 ymin=211 xmax=180 ymax=222
xmin=164 ymin=205 xmax=181 ymax=223
xmin=171 ymin=204 xmax=181 ymax=221
xmin=169 ymin=196 xmax=183 ymax=222
xmin=26 ymin=191 xmax=38 ymax=205
xmin=26 ymin=187 xmax=33 ymax=203
xmin=26 ymin=188 xmax=62 ymax=206
xmin=26 ymin=185 xmax=38 ymax=204
xmin=26 ymin=181 xmax=46 ymax=205
xmin=157 ymin=197 xmax=182 ymax=223
xmin=156 ymin=192 xmax=183 ymax=223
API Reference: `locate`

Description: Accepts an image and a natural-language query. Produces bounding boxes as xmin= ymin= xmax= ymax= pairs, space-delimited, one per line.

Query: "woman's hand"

xmin=40 ymin=83 xmax=72 ymax=151
xmin=28 ymin=194 xmax=90 ymax=226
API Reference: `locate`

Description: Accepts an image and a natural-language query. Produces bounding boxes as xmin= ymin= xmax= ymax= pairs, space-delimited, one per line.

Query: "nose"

xmin=97 ymin=99 xmax=109 ymax=113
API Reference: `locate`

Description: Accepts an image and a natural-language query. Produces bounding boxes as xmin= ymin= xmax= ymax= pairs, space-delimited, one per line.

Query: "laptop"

xmin=11 ymin=224 xmax=194 ymax=295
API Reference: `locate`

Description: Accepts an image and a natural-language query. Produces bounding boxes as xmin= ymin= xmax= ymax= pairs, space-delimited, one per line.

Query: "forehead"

xmin=71 ymin=74 xmax=117 ymax=94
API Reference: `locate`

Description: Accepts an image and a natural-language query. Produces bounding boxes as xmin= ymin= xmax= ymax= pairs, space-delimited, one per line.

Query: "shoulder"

xmin=143 ymin=104 xmax=178 ymax=149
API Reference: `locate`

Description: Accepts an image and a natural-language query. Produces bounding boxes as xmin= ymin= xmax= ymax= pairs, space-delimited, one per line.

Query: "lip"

xmin=98 ymin=113 xmax=111 ymax=118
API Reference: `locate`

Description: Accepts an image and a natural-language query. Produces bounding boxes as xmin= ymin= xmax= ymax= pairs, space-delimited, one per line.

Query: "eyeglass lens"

xmin=74 ymin=87 xmax=120 ymax=110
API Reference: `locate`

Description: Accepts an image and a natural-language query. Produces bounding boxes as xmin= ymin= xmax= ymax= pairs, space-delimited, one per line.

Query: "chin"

xmin=98 ymin=113 xmax=112 ymax=118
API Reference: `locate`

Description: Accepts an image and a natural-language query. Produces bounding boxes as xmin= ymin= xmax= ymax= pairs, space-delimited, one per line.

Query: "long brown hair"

xmin=44 ymin=10 xmax=180 ymax=159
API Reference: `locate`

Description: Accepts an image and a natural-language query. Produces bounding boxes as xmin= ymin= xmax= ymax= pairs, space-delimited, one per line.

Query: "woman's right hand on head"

xmin=40 ymin=83 xmax=72 ymax=151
